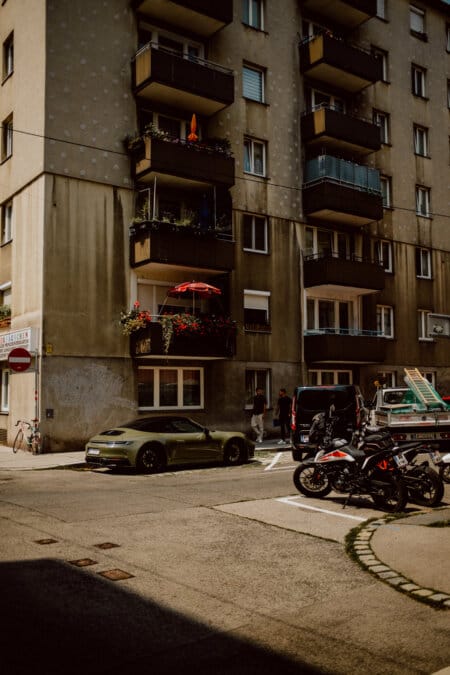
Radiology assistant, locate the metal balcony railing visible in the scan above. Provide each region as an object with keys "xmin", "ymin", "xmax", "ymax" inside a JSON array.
[{"xmin": 304, "ymin": 155, "xmax": 381, "ymax": 194}]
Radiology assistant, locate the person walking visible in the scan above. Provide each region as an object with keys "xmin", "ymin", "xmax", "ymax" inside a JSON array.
[
  {"xmin": 251, "ymin": 387, "xmax": 267, "ymax": 443},
  {"xmin": 275, "ymin": 388, "xmax": 292, "ymax": 445}
]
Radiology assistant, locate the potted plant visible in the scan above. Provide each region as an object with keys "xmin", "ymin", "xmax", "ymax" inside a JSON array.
[{"xmin": 120, "ymin": 301, "xmax": 152, "ymax": 335}]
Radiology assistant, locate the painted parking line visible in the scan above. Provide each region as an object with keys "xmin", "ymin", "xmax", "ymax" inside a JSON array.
[
  {"xmin": 264, "ymin": 452, "xmax": 283, "ymax": 471},
  {"xmin": 276, "ymin": 495, "xmax": 366, "ymax": 522}
]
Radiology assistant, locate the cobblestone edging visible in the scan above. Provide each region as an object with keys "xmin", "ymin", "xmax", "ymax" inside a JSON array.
[{"xmin": 348, "ymin": 517, "xmax": 450, "ymax": 609}]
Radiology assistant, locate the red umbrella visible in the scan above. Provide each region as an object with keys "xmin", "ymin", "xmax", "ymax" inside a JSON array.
[
  {"xmin": 168, "ymin": 281, "xmax": 221, "ymax": 298},
  {"xmin": 187, "ymin": 113, "xmax": 198, "ymax": 142}
]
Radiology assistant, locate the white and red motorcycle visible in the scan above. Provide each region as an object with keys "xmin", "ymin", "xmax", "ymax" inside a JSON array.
[{"xmin": 293, "ymin": 423, "xmax": 409, "ymax": 512}]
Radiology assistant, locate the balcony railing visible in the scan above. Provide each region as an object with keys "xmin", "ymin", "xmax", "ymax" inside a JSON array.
[
  {"xmin": 303, "ymin": 254, "xmax": 385, "ymax": 292},
  {"xmin": 301, "ymin": 106, "xmax": 381, "ymax": 156},
  {"xmin": 130, "ymin": 318, "xmax": 236, "ymax": 358},
  {"xmin": 304, "ymin": 155, "xmax": 381, "ymax": 193},
  {"xmin": 133, "ymin": 43, "xmax": 234, "ymax": 115},
  {"xmin": 304, "ymin": 330, "xmax": 387, "ymax": 364}
]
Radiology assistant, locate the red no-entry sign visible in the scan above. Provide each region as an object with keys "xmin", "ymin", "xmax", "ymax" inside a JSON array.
[{"xmin": 8, "ymin": 347, "xmax": 32, "ymax": 372}]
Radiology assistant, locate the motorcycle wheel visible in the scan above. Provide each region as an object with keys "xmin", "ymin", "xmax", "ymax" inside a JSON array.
[
  {"xmin": 408, "ymin": 466, "xmax": 444, "ymax": 507},
  {"xmin": 293, "ymin": 463, "xmax": 332, "ymax": 498},
  {"xmin": 371, "ymin": 474, "xmax": 408, "ymax": 513},
  {"xmin": 439, "ymin": 464, "xmax": 450, "ymax": 484}
]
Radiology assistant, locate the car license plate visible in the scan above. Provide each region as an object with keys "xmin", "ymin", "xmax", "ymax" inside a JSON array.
[
  {"xmin": 394, "ymin": 453, "xmax": 408, "ymax": 468},
  {"xmin": 87, "ymin": 448, "xmax": 100, "ymax": 456},
  {"xmin": 412, "ymin": 432, "xmax": 434, "ymax": 440},
  {"xmin": 301, "ymin": 434, "xmax": 309, "ymax": 443}
]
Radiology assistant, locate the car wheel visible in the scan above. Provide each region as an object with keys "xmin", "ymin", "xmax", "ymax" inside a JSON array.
[
  {"xmin": 223, "ymin": 439, "xmax": 246, "ymax": 466},
  {"xmin": 135, "ymin": 443, "xmax": 166, "ymax": 474}
]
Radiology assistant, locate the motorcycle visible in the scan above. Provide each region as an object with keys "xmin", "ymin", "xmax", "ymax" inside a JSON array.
[
  {"xmin": 293, "ymin": 421, "xmax": 409, "ymax": 513},
  {"xmin": 303, "ymin": 408, "xmax": 445, "ymax": 508}
]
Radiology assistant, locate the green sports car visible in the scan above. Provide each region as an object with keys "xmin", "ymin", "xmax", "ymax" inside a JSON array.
[{"xmin": 85, "ymin": 415, "xmax": 255, "ymax": 473}]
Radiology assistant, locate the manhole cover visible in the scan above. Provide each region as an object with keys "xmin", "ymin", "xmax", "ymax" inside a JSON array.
[
  {"xmin": 94, "ymin": 542, "xmax": 120, "ymax": 550},
  {"xmin": 98, "ymin": 569, "xmax": 134, "ymax": 581},
  {"xmin": 35, "ymin": 538, "xmax": 58, "ymax": 545},
  {"xmin": 68, "ymin": 558, "xmax": 98, "ymax": 567}
]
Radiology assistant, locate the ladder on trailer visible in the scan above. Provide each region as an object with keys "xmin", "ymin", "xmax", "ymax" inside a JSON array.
[{"xmin": 404, "ymin": 368, "xmax": 446, "ymax": 410}]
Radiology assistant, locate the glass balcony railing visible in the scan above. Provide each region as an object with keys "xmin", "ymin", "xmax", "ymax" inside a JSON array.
[{"xmin": 304, "ymin": 155, "xmax": 381, "ymax": 194}]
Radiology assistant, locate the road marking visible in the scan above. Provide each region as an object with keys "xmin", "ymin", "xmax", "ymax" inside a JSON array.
[
  {"xmin": 277, "ymin": 496, "xmax": 366, "ymax": 521},
  {"xmin": 265, "ymin": 452, "xmax": 283, "ymax": 471}
]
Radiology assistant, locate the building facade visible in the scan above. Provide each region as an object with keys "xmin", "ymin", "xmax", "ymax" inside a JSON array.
[{"xmin": 0, "ymin": 0, "xmax": 449, "ymax": 450}]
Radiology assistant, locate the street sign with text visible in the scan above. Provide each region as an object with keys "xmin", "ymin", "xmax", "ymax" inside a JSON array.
[{"xmin": 8, "ymin": 347, "xmax": 32, "ymax": 372}]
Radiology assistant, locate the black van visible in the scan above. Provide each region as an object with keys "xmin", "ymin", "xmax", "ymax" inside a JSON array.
[{"xmin": 291, "ymin": 385, "xmax": 365, "ymax": 461}]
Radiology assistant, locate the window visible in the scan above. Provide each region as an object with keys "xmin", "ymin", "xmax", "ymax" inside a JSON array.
[
  {"xmin": 371, "ymin": 46, "xmax": 388, "ymax": 82},
  {"xmin": 377, "ymin": 305, "xmax": 394, "ymax": 338},
  {"xmin": 373, "ymin": 110, "xmax": 389, "ymax": 144},
  {"xmin": 416, "ymin": 247, "xmax": 431, "ymax": 278},
  {"xmin": 243, "ymin": 65, "xmax": 265, "ymax": 103},
  {"xmin": 137, "ymin": 367, "xmax": 203, "ymax": 409},
  {"xmin": 448, "ymin": 80, "xmax": 450, "ymax": 109},
  {"xmin": 411, "ymin": 65, "xmax": 426, "ymax": 97},
  {"xmin": 1, "ymin": 114, "xmax": 13, "ymax": 161},
  {"xmin": 418, "ymin": 310, "xmax": 432, "ymax": 341},
  {"xmin": 302, "ymin": 20, "xmax": 322, "ymax": 40},
  {"xmin": 1, "ymin": 368, "xmax": 9, "ymax": 413},
  {"xmin": 243, "ymin": 214, "xmax": 268, "ymax": 253},
  {"xmin": 244, "ymin": 137, "xmax": 266, "ymax": 176},
  {"xmin": 244, "ymin": 290, "xmax": 270, "ymax": 330},
  {"xmin": 2, "ymin": 32, "xmax": 13, "ymax": 80},
  {"xmin": 306, "ymin": 87, "xmax": 345, "ymax": 112},
  {"xmin": 243, "ymin": 0, "xmax": 263, "ymax": 30},
  {"xmin": 376, "ymin": 0, "xmax": 386, "ymax": 19},
  {"xmin": 304, "ymin": 226, "xmax": 353, "ymax": 259},
  {"xmin": 413, "ymin": 125, "xmax": 428, "ymax": 157},
  {"xmin": 306, "ymin": 297, "xmax": 354, "ymax": 334},
  {"xmin": 245, "ymin": 369, "xmax": 270, "ymax": 408},
  {"xmin": 309, "ymin": 370, "xmax": 352, "ymax": 385},
  {"xmin": 374, "ymin": 240, "xmax": 393, "ymax": 273},
  {"xmin": 1, "ymin": 201, "xmax": 12, "ymax": 244},
  {"xmin": 376, "ymin": 371, "xmax": 396, "ymax": 388},
  {"xmin": 415, "ymin": 185, "xmax": 430, "ymax": 217},
  {"xmin": 410, "ymin": 5, "xmax": 426, "ymax": 38},
  {"xmin": 0, "ymin": 282, "xmax": 11, "ymax": 310},
  {"xmin": 447, "ymin": 24, "xmax": 450, "ymax": 52},
  {"xmin": 380, "ymin": 175, "xmax": 392, "ymax": 208}
]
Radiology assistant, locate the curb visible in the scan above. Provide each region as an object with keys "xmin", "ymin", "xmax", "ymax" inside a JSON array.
[{"xmin": 347, "ymin": 513, "xmax": 450, "ymax": 609}]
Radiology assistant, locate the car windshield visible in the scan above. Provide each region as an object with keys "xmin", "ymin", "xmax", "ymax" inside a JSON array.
[{"xmin": 297, "ymin": 389, "xmax": 353, "ymax": 412}]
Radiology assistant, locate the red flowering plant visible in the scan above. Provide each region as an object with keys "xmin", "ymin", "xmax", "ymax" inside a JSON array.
[
  {"xmin": 120, "ymin": 301, "xmax": 152, "ymax": 335},
  {"xmin": 159, "ymin": 313, "xmax": 236, "ymax": 353}
]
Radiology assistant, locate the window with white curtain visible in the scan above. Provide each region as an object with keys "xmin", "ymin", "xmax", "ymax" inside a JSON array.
[
  {"xmin": 244, "ymin": 137, "xmax": 266, "ymax": 176},
  {"xmin": 418, "ymin": 310, "xmax": 432, "ymax": 341},
  {"xmin": 413, "ymin": 125, "xmax": 428, "ymax": 156},
  {"xmin": 415, "ymin": 248, "xmax": 431, "ymax": 278},
  {"xmin": 1, "ymin": 201, "xmax": 12, "ymax": 244},
  {"xmin": 244, "ymin": 290, "xmax": 270, "ymax": 329},
  {"xmin": 1, "ymin": 368, "xmax": 9, "ymax": 413},
  {"xmin": 243, "ymin": 0, "xmax": 264, "ymax": 30},
  {"xmin": 410, "ymin": 5, "xmax": 425, "ymax": 35},
  {"xmin": 415, "ymin": 186, "xmax": 430, "ymax": 217},
  {"xmin": 377, "ymin": 305, "xmax": 394, "ymax": 338}
]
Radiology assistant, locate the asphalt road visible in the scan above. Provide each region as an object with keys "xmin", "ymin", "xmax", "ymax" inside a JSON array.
[{"xmin": 0, "ymin": 454, "xmax": 449, "ymax": 675}]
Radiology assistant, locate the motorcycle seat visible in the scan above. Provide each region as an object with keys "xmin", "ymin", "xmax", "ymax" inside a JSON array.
[{"xmin": 343, "ymin": 445, "xmax": 366, "ymax": 460}]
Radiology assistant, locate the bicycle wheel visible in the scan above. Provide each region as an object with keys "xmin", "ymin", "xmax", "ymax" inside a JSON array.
[
  {"xmin": 31, "ymin": 432, "xmax": 42, "ymax": 455},
  {"xmin": 13, "ymin": 428, "xmax": 26, "ymax": 454}
]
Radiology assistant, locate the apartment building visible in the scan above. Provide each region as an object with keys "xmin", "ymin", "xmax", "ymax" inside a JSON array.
[{"xmin": 0, "ymin": 0, "xmax": 449, "ymax": 450}]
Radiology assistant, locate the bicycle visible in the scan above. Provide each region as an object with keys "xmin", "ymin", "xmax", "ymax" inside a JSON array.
[{"xmin": 13, "ymin": 419, "xmax": 42, "ymax": 455}]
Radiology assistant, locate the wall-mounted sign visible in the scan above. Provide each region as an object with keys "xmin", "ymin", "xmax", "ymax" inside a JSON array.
[
  {"xmin": 8, "ymin": 347, "xmax": 32, "ymax": 372},
  {"xmin": 0, "ymin": 328, "xmax": 38, "ymax": 361}
]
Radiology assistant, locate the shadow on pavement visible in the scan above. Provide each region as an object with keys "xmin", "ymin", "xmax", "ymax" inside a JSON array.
[{"xmin": 0, "ymin": 558, "xmax": 322, "ymax": 675}]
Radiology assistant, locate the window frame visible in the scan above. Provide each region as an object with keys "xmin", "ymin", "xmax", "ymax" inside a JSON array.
[
  {"xmin": 2, "ymin": 31, "xmax": 13, "ymax": 81},
  {"xmin": 411, "ymin": 64, "xmax": 426, "ymax": 98},
  {"xmin": 245, "ymin": 368, "xmax": 270, "ymax": 409},
  {"xmin": 410, "ymin": 5, "xmax": 426, "ymax": 39},
  {"xmin": 308, "ymin": 370, "xmax": 353, "ymax": 386},
  {"xmin": 374, "ymin": 239, "xmax": 393, "ymax": 273},
  {"xmin": 1, "ymin": 200, "xmax": 12, "ymax": 244},
  {"xmin": 371, "ymin": 46, "xmax": 388, "ymax": 82},
  {"xmin": 243, "ymin": 137, "xmax": 266, "ymax": 177},
  {"xmin": 0, "ymin": 367, "xmax": 9, "ymax": 413},
  {"xmin": 377, "ymin": 304, "xmax": 394, "ymax": 338},
  {"xmin": 244, "ymin": 289, "xmax": 270, "ymax": 331},
  {"xmin": 137, "ymin": 366, "xmax": 204, "ymax": 411},
  {"xmin": 415, "ymin": 185, "xmax": 431, "ymax": 217},
  {"xmin": 415, "ymin": 247, "xmax": 432, "ymax": 279},
  {"xmin": 242, "ymin": 64, "xmax": 265, "ymax": 103},
  {"xmin": 305, "ymin": 296, "xmax": 357, "ymax": 334},
  {"xmin": 1, "ymin": 114, "xmax": 13, "ymax": 161},
  {"xmin": 380, "ymin": 175, "xmax": 392, "ymax": 208},
  {"xmin": 413, "ymin": 124, "xmax": 428, "ymax": 157},
  {"xmin": 242, "ymin": 213, "xmax": 268, "ymax": 253},
  {"xmin": 242, "ymin": 0, "xmax": 264, "ymax": 31},
  {"xmin": 373, "ymin": 109, "xmax": 390, "ymax": 144},
  {"xmin": 376, "ymin": 0, "xmax": 386, "ymax": 20},
  {"xmin": 418, "ymin": 309, "xmax": 433, "ymax": 342}
]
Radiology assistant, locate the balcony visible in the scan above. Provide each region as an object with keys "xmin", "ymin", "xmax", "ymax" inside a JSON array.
[
  {"xmin": 300, "ymin": 0, "xmax": 377, "ymax": 30},
  {"xmin": 304, "ymin": 255, "xmax": 385, "ymax": 293},
  {"xmin": 301, "ymin": 106, "xmax": 381, "ymax": 156},
  {"xmin": 130, "ymin": 220, "xmax": 235, "ymax": 273},
  {"xmin": 132, "ymin": 135, "xmax": 235, "ymax": 188},
  {"xmin": 304, "ymin": 330, "xmax": 387, "ymax": 364},
  {"xmin": 130, "ymin": 319, "xmax": 236, "ymax": 359},
  {"xmin": 299, "ymin": 33, "xmax": 382, "ymax": 93},
  {"xmin": 131, "ymin": 0, "xmax": 233, "ymax": 37},
  {"xmin": 303, "ymin": 155, "xmax": 383, "ymax": 225},
  {"xmin": 133, "ymin": 43, "xmax": 234, "ymax": 116}
]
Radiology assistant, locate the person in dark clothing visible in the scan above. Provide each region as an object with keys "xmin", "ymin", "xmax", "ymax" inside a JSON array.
[
  {"xmin": 251, "ymin": 387, "xmax": 267, "ymax": 443},
  {"xmin": 275, "ymin": 388, "xmax": 292, "ymax": 444}
]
